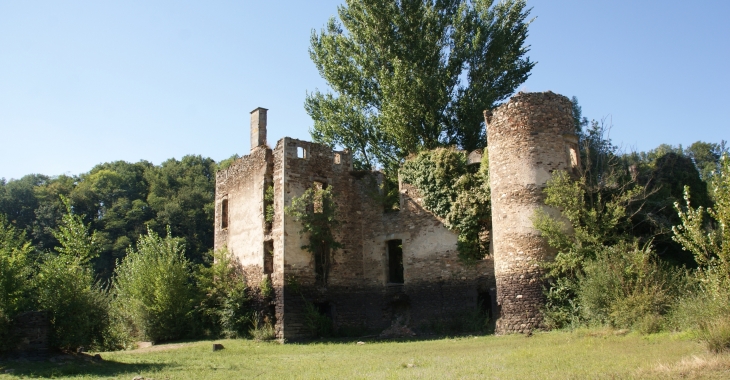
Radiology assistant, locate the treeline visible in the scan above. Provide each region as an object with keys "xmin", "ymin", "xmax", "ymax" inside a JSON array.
[{"xmin": 0, "ymin": 154, "xmax": 237, "ymax": 282}]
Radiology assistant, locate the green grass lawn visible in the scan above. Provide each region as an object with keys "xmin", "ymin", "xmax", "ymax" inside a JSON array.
[{"xmin": 2, "ymin": 330, "xmax": 730, "ymax": 379}]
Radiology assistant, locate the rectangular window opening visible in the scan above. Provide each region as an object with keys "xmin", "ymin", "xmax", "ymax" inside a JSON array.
[
  {"xmin": 221, "ymin": 199, "xmax": 229, "ymax": 229},
  {"xmin": 334, "ymin": 153, "xmax": 341, "ymax": 165},
  {"xmin": 297, "ymin": 146, "xmax": 306, "ymax": 159},
  {"xmin": 569, "ymin": 146, "xmax": 579, "ymax": 168},
  {"xmin": 387, "ymin": 239, "xmax": 404, "ymax": 284},
  {"xmin": 263, "ymin": 240, "xmax": 274, "ymax": 274}
]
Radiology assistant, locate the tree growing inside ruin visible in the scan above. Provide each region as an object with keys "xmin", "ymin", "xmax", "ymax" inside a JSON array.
[
  {"xmin": 306, "ymin": 0, "xmax": 535, "ymax": 173},
  {"xmin": 285, "ymin": 186, "xmax": 342, "ymax": 286}
]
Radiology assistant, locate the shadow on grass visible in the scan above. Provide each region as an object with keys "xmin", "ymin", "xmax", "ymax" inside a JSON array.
[
  {"xmin": 0, "ymin": 356, "xmax": 170, "ymax": 378},
  {"xmin": 285, "ymin": 315, "xmax": 498, "ymax": 346},
  {"xmin": 286, "ymin": 329, "xmax": 497, "ymax": 346}
]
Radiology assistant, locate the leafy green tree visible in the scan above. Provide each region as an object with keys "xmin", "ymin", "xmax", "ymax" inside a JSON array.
[
  {"xmin": 673, "ymin": 154, "xmax": 730, "ymax": 277},
  {"xmin": 196, "ymin": 248, "xmax": 252, "ymax": 338},
  {"xmin": 0, "ymin": 174, "xmax": 49, "ymax": 234},
  {"xmin": 113, "ymin": 227, "xmax": 196, "ymax": 342},
  {"xmin": 285, "ymin": 186, "xmax": 342, "ymax": 285},
  {"xmin": 33, "ymin": 201, "xmax": 109, "ymax": 350},
  {"xmin": 69, "ymin": 161, "xmax": 154, "ymax": 280},
  {"xmin": 621, "ymin": 143, "xmax": 714, "ymax": 267},
  {"xmin": 34, "ymin": 254, "xmax": 109, "ymax": 350},
  {"xmin": 571, "ymin": 96, "xmax": 589, "ymax": 136},
  {"xmin": 53, "ymin": 196, "xmax": 100, "ymax": 265},
  {"xmin": 306, "ymin": 0, "xmax": 534, "ymax": 172},
  {"xmin": 145, "ymin": 155, "xmax": 216, "ymax": 265},
  {"xmin": 216, "ymin": 154, "xmax": 241, "ymax": 171},
  {"xmin": 0, "ymin": 215, "xmax": 35, "ymax": 351},
  {"xmin": 686, "ymin": 140, "xmax": 728, "ymax": 184},
  {"xmin": 671, "ymin": 154, "xmax": 730, "ymax": 349},
  {"xmin": 31, "ymin": 174, "xmax": 75, "ymax": 251}
]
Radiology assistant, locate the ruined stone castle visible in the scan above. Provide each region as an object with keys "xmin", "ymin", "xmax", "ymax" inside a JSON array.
[{"xmin": 214, "ymin": 91, "xmax": 577, "ymax": 339}]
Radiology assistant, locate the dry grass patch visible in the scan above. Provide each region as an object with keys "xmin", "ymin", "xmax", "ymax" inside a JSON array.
[{"xmin": 636, "ymin": 353, "xmax": 730, "ymax": 379}]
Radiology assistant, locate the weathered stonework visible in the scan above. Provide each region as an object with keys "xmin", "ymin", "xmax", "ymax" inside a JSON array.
[
  {"xmin": 485, "ymin": 91, "xmax": 577, "ymax": 334},
  {"xmin": 216, "ymin": 110, "xmax": 494, "ymax": 340},
  {"xmin": 12, "ymin": 311, "xmax": 50, "ymax": 354},
  {"xmin": 217, "ymin": 91, "xmax": 574, "ymax": 339}
]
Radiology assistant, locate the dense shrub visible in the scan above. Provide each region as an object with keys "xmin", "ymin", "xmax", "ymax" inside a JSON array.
[
  {"xmin": 578, "ymin": 241, "xmax": 685, "ymax": 332},
  {"xmin": 196, "ymin": 248, "xmax": 252, "ymax": 339},
  {"xmin": 34, "ymin": 254, "xmax": 110, "ymax": 350},
  {"xmin": 533, "ymin": 170, "xmax": 646, "ymax": 329},
  {"xmin": 113, "ymin": 228, "xmax": 195, "ymax": 342},
  {"xmin": 30, "ymin": 199, "xmax": 110, "ymax": 351},
  {"xmin": 670, "ymin": 154, "xmax": 730, "ymax": 349},
  {"xmin": 0, "ymin": 215, "xmax": 34, "ymax": 352}
]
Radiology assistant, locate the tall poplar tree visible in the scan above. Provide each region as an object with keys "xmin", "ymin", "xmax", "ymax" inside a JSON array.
[{"xmin": 306, "ymin": 0, "xmax": 535, "ymax": 172}]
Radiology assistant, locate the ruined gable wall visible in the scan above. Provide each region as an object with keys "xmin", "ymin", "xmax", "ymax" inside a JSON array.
[
  {"xmin": 364, "ymin": 181, "xmax": 495, "ymax": 329},
  {"xmin": 274, "ymin": 138, "xmax": 363, "ymax": 339},
  {"xmin": 273, "ymin": 138, "xmax": 495, "ymax": 339},
  {"xmin": 214, "ymin": 146, "xmax": 273, "ymax": 288},
  {"xmin": 486, "ymin": 91, "xmax": 575, "ymax": 334}
]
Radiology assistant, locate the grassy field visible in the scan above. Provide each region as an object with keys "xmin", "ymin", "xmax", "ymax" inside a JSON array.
[{"xmin": 2, "ymin": 330, "xmax": 730, "ymax": 379}]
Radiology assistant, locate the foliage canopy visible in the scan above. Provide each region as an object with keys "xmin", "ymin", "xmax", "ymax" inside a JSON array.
[{"xmin": 306, "ymin": 0, "xmax": 534, "ymax": 172}]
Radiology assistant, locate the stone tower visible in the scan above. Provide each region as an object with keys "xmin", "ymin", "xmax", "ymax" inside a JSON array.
[{"xmin": 485, "ymin": 91, "xmax": 577, "ymax": 334}]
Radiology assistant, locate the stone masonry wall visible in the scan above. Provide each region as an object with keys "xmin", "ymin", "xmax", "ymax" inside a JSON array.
[
  {"xmin": 273, "ymin": 138, "xmax": 494, "ymax": 340},
  {"xmin": 12, "ymin": 311, "xmax": 50, "ymax": 354},
  {"xmin": 214, "ymin": 146, "xmax": 273, "ymax": 289},
  {"xmin": 486, "ymin": 91, "xmax": 575, "ymax": 334}
]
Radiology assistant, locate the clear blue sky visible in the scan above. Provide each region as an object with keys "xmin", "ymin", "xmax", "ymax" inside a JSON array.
[{"xmin": 1, "ymin": 0, "xmax": 728, "ymax": 180}]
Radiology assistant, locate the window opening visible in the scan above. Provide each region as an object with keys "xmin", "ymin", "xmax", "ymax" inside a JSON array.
[
  {"xmin": 387, "ymin": 239, "xmax": 404, "ymax": 284},
  {"xmin": 569, "ymin": 146, "xmax": 579, "ymax": 168},
  {"xmin": 221, "ymin": 199, "xmax": 229, "ymax": 229},
  {"xmin": 334, "ymin": 153, "xmax": 341, "ymax": 164},
  {"xmin": 263, "ymin": 240, "xmax": 274, "ymax": 274},
  {"xmin": 297, "ymin": 146, "xmax": 306, "ymax": 159},
  {"xmin": 478, "ymin": 291, "xmax": 493, "ymax": 322}
]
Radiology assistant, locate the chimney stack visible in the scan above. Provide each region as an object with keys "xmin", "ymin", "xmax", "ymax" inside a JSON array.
[{"xmin": 250, "ymin": 107, "xmax": 268, "ymax": 151}]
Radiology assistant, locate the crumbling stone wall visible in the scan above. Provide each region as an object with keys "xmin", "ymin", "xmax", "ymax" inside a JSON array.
[
  {"xmin": 272, "ymin": 138, "xmax": 493, "ymax": 340},
  {"xmin": 485, "ymin": 91, "xmax": 576, "ymax": 334},
  {"xmin": 12, "ymin": 311, "xmax": 50, "ymax": 354},
  {"xmin": 214, "ymin": 145, "xmax": 273, "ymax": 289},
  {"xmin": 216, "ymin": 109, "xmax": 501, "ymax": 341}
]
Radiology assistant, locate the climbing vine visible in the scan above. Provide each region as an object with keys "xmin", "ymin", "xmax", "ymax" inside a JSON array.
[
  {"xmin": 400, "ymin": 147, "xmax": 491, "ymax": 262},
  {"xmin": 264, "ymin": 184, "xmax": 274, "ymax": 225},
  {"xmin": 284, "ymin": 186, "xmax": 342, "ymax": 285}
]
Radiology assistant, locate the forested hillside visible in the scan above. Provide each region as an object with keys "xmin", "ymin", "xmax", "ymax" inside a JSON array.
[{"xmin": 0, "ymin": 154, "xmax": 237, "ymax": 282}]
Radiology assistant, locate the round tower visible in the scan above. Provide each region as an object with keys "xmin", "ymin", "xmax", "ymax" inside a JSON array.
[{"xmin": 485, "ymin": 91, "xmax": 577, "ymax": 334}]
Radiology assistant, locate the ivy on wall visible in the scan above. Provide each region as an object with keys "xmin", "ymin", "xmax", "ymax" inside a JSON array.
[
  {"xmin": 284, "ymin": 186, "xmax": 342, "ymax": 285},
  {"xmin": 264, "ymin": 184, "xmax": 274, "ymax": 225},
  {"xmin": 400, "ymin": 148, "xmax": 491, "ymax": 262}
]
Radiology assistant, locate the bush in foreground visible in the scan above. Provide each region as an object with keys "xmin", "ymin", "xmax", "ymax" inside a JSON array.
[
  {"xmin": 113, "ymin": 228, "xmax": 195, "ymax": 343},
  {"xmin": 34, "ymin": 254, "xmax": 110, "ymax": 350},
  {"xmin": 196, "ymin": 248, "xmax": 253, "ymax": 339},
  {"xmin": 0, "ymin": 215, "xmax": 34, "ymax": 352}
]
